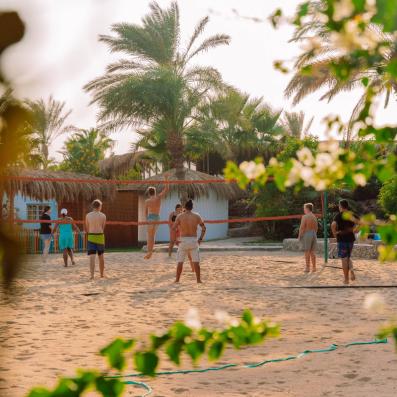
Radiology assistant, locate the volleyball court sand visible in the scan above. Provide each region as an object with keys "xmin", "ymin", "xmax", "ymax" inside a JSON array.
[{"xmin": 1, "ymin": 251, "xmax": 397, "ymax": 397}]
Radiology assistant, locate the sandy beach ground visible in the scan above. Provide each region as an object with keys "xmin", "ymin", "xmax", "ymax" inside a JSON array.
[{"xmin": 1, "ymin": 250, "xmax": 397, "ymax": 397}]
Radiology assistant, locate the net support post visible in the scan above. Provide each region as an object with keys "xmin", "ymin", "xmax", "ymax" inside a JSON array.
[{"xmin": 323, "ymin": 191, "xmax": 329, "ymax": 264}]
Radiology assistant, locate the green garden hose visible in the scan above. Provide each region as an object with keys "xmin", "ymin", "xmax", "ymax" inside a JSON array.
[{"xmin": 117, "ymin": 338, "xmax": 388, "ymax": 397}]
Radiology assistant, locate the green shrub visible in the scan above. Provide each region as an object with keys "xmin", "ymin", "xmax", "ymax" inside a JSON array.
[{"xmin": 379, "ymin": 178, "xmax": 397, "ymax": 215}]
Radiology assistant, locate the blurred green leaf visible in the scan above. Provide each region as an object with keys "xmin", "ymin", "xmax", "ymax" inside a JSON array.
[
  {"xmin": 208, "ymin": 340, "xmax": 225, "ymax": 361},
  {"xmin": 95, "ymin": 376, "xmax": 125, "ymax": 397},
  {"xmin": 242, "ymin": 309, "xmax": 254, "ymax": 325},
  {"xmin": 372, "ymin": 0, "xmax": 397, "ymax": 31},
  {"xmin": 100, "ymin": 338, "xmax": 134, "ymax": 371},
  {"xmin": 165, "ymin": 340, "xmax": 184, "ymax": 365},
  {"xmin": 134, "ymin": 351, "xmax": 159, "ymax": 376},
  {"xmin": 185, "ymin": 340, "xmax": 206, "ymax": 362},
  {"xmin": 151, "ymin": 333, "xmax": 171, "ymax": 350},
  {"xmin": 171, "ymin": 322, "xmax": 192, "ymax": 340}
]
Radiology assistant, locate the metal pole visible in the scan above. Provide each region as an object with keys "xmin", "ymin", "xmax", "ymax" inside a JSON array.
[{"xmin": 323, "ymin": 190, "xmax": 329, "ymax": 264}]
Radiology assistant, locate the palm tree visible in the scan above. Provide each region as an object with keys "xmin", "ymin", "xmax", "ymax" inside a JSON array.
[
  {"xmin": 25, "ymin": 96, "xmax": 73, "ymax": 168},
  {"xmin": 281, "ymin": 111, "xmax": 314, "ymax": 139},
  {"xmin": 59, "ymin": 128, "xmax": 114, "ymax": 176},
  {"xmin": 285, "ymin": 1, "xmax": 397, "ymax": 142},
  {"xmin": 84, "ymin": 1, "xmax": 230, "ymax": 177},
  {"xmin": 186, "ymin": 89, "xmax": 283, "ymax": 165}
]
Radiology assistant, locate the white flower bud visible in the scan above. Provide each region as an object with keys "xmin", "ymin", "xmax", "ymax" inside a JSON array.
[
  {"xmin": 297, "ymin": 147, "xmax": 315, "ymax": 166},
  {"xmin": 363, "ymin": 293, "xmax": 385, "ymax": 313},
  {"xmin": 353, "ymin": 173, "xmax": 367, "ymax": 186},
  {"xmin": 333, "ymin": 0, "xmax": 354, "ymax": 21},
  {"xmin": 239, "ymin": 161, "xmax": 265, "ymax": 179},
  {"xmin": 185, "ymin": 307, "xmax": 202, "ymax": 329},
  {"xmin": 214, "ymin": 310, "xmax": 231, "ymax": 325}
]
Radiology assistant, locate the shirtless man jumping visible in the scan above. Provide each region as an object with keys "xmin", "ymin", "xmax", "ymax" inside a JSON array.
[
  {"xmin": 144, "ymin": 180, "xmax": 169, "ymax": 259},
  {"xmin": 173, "ymin": 199, "xmax": 206, "ymax": 283}
]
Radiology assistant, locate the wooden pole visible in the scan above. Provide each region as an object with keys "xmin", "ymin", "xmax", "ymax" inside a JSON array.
[
  {"xmin": 8, "ymin": 189, "xmax": 15, "ymax": 226},
  {"xmin": 322, "ymin": 191, "xmax": 329, "ymax": 264}
]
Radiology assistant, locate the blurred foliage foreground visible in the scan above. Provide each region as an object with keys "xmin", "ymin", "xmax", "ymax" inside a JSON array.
[
  {"xmin": 27, "ymin": 310, "xmax": 279, "ymax": 397},
  {"xmin": 0, "ymin": 11, "xmax": 29, "ymax": 285},
  {"xmin": 2, "ymin": 2, "xmax": 397, "ymax": 396}
]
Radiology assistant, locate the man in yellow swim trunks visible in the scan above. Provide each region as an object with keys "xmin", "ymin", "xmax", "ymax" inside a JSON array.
[{"xmin": 85, "ymin": 199, "xmax": 106, "ymax": 280}]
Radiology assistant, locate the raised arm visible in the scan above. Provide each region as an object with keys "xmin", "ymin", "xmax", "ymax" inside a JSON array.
[
  {"xmin": 52, "ymin": 220, "xmax": 59, "ymax": 235},
  {"xmin": 158, "ymin": 184, "xmax": 169, "ymax": 198},
  {"xmin": 71, "ymin": 217, "xmax": 80, "ymax": 233},
  {"xmin": 158, "ymin": 176, "xmax": 170, "ymax": 198},
  {"xmin": 198, "ymin": 216, "xmax": 206, "ymax": 244}
]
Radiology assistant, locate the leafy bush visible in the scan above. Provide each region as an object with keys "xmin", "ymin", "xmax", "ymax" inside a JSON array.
[
  {"xmin": 379, "ymin": 178, "xmax": 397, "ymax": 215},
  {"xmin": 254, "ymin": 182, "xmax": 321, "ymax": 240}
]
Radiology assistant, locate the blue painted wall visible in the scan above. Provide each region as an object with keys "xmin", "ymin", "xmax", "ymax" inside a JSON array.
[{"xmin": 3, "ymin": 194, "xmax": 58, "ymax": 229}]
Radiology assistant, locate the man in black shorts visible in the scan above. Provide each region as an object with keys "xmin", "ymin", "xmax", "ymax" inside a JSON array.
[
  {"xmin": 331, "ymin": 199, "xmax": 358, "ymax": 285},
  {"xmin": 85, "ymin": 200, "xmax": 106, "ymax": 280}
]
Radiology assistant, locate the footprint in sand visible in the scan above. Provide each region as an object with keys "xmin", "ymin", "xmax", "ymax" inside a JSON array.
[{"xmin": 343, "ymin": 373, "xmax": 358, "ymax": 379}]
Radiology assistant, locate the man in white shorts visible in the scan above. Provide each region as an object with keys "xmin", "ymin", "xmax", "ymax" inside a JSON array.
[{"xmin": 172, "ymin": 199, "xmax": 206, "ymax": 283}]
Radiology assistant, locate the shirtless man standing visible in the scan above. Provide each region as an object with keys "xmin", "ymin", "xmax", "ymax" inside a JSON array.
[
  {"xmin": 144, "ymin": 181, "xmax": 169, "ymax": 259},
  {"xmin": 173, "ymin": 199, "xmax": 206, "ymax": 283},
  {"xmin": 85, "ymin": 199, "xmax": 106, "ymax": 280},
  {"xmin": 298, "ymin": 203, "xmax": 318, "ymax": 273}
]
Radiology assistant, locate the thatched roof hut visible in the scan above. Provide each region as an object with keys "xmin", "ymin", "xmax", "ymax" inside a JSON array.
[
  {"xmin": 4, "ymin": 169, "xmax": 115, "ymax": 202},
  {"xmin": 120, "ymin": 168, "xmax": 244, "ymax": 200},
  {"xmin": 99, "ymin": 151, "xmax": 152, "ymax": 178}
]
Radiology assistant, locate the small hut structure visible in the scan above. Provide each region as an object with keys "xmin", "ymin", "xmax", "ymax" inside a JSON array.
[
  {"xmin": 1, "ymin": 169, "xmax": 140, "ymax": 251},
  {"xmin": 119, "ymin": 168, "xmax": 243, "ymax": 243},
  {"xmin": 3, "ymin": 169, "xmax": 114, "ymax": 222}
]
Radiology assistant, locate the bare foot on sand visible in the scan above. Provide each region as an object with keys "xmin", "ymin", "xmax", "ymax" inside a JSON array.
[
  {"xmin": 350, "ymin": 270, "xmax": 356, "ymax": 281},
  {"xmin": 144, "ymin": 253, "xmax": 153, "ymax": 260}
]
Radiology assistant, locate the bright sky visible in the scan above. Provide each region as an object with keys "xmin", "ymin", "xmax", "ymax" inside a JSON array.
[{"xmin": 1, "ymin": 0, "xmax": 395, "ymax": 161}]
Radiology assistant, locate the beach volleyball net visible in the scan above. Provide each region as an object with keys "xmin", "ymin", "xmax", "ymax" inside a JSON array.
[{"xmin": 1, "ymin": 174, "xmax": 326, "ymax": 254}]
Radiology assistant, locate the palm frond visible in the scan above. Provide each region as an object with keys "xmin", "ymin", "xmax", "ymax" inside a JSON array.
[
  {"xmin": 186, "ymin": 34, "xmax": 230, "ymax": 62},
  {"xmin": 105, "ymin": 59, "xmax": 148, "ymax": 73},
  {"xmin": 285, "ymin": 58, "xmax": 339, "ymax": 105},
  {"xmin": 182, "ymin": 16, "xmax": 209, "ymax": 61}
]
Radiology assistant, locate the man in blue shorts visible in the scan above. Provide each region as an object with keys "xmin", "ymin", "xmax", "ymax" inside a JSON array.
[
  {"xmin": 144, "ymin": 180, "xmax": 169, "ymax": 259},
  {"xmin": 331, "ymin": 199, "xmax": 358, "ymax": 285}
]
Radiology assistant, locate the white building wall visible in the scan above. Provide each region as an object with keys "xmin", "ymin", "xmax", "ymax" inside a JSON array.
[{"xmin": 138, "ymin": 190, "xmax": 228, "ymax": 242}]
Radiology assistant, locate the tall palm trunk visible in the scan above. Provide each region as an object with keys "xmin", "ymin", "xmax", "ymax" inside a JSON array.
[
  {"xmin": 166, "ymin": 131, "xmax": 185, "ymax": 175},
  {"xmin": 166, "ymin": 131, "xmax": 188, "ymax": 202},
  {"xmin": 41, "ymin": 142, "xmax": 49, "ymax": 169}
]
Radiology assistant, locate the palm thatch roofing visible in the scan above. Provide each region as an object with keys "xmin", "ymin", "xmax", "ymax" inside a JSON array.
[
  {"xmin": 99, "ymin": 151, "xmax": 150, "ymax": 178},
  {"xmin": 119, "ymin": 168, "xmax": 244, "ymax": 200},
  {"xmin": 4, "ymin": 169, "xmax": 115, "ymax": 202}
]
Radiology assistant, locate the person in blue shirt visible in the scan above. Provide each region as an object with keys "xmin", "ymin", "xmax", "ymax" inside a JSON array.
[{"xmin": 52, "ymin": 208, "xmax": 80, "ymax": 267}]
